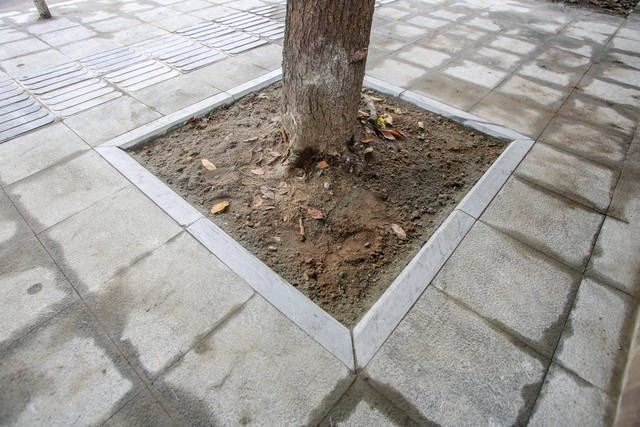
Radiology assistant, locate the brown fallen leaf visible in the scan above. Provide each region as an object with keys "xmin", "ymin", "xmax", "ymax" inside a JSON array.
[
  {"xmin": 211, "ymin": 201, "xmax": 229, "ymax": 215},
  {"xmin": 252, "ymin": 194, "xmax": 263, "ymax": 207},
  {"xmin": 281, "ymin": 129, "xmax": 288, "ymax": 143},
  {"xmin": 299, "ymin": 218, "xmax": 305, "ymax": 237},
  {"xmin": 388, "ymin": 128, "xmax": 406, "ymax": 138},
  {"xmin": 361, "ymin": 135, "xmax": 376, "ymax": 143},
  {"xmin": 251, "ymin": 168, "xmax": 264, "ymax": 175},
  {"xmin": 391, "ymin": 223, "xmax": 407, "ymax": 240},
  {"xmin": 358, "ymin": 109, "xmax": 370, "ymax": 118},
  {"xmin": 201, "ymin": 159, "xmax": 216, "ymax": 170},
  {"xmin": 186, "ymin": 117, "xmax": 197, "ymax": 124},
  {"xmin": 379, "ymin": 129, "xmax": 396, "ymax": 140},
  {"xmin": 317, "ymin": 160, "xmax": 330, "ymax": 169}
]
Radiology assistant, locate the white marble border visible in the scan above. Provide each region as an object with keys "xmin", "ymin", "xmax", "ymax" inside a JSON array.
[{"xmin": 97, "ymin": 69, "xmax": 536, "ymax": 372}]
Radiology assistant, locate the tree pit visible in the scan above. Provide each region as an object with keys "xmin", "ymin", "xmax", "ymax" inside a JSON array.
[{"xmin": 131, "ymin": 84, "xmax": 509, "ymax": 327}]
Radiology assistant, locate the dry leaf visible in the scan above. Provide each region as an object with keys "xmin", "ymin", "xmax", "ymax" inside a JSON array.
[
  {"xmin": 418, "ymin": 121, "xmax": 424, "ymax": 129},
  {"xmin": 186, "ymin": 117, "xmax": 197, "ymax": 124},
  {"xmin": 379, "ymin": 129, "xmax": 396, "ymax": 140},
  {"xmin": 278, "ymin": 181, "xmax": 290, "ymax": 195},
  {"xmin": 244, "ymin": 136, "xmax": 259, "ymax": 143},
  {"xmin": 281, "ymin": 129, "xmax": 288, "ymax": 143},
  {"xmin": 388, "ymin": 129, "xmax": 406, "ymax": 138},
  {"xmin": 391, "ymin": 224, "xmax": 407, "ymax": 240},
  {"xmin": 251, "ymin": 168, "xmax": 264, "ymax": 175},
  {"xmin": 211, "ymin": 201, "xmax": 229, "ymax": 214},
  {"xmin": 361, "ymin": 135, "xmax": 376, "ymax": 143},
  {"xmin": 317, "ymin": 160, "xmax": 330, "ymax": 169},
  {"xmin": 260, "ymin": 186, "xmax": 275, "ymax": 199},
  {"xmin": 201, "ymin": 159, "xmax": 216, "ymax": 170},
  {"xmin": 252, "ymin": 194, "xmax": 263, "ymax": 207},
  {"xmin": 299, "ymin": 218, "xmax": 305, "ymax": 237},
  {"xmin": 383, "ymin": 114, "xmax": 393, "ymax": 125},
  {"xmin": 370, "ymin": 96, "xmax": 383, "ymax": 102},
  {"xmin": 358, "ymin": 109, "xmax": 370, "ymax": 118},
  {"xmin": 377, "ymin": 116, "xmax": 386, "ymax": 129},
  {"xmin": 364, "ymin": 147, "xmax": 374, "ymax": 154}
]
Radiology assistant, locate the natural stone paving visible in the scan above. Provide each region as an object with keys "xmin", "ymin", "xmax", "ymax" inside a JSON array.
[{"xmin": 1, "ymin": 0, "xmax": 639, "ymax": 425}]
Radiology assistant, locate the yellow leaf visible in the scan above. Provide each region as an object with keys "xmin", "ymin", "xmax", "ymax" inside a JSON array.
[
  {"xmin": 393, "ymin": 16, "xmax": 401, "ymax": 20},
  {"xmin": 370, "ymin": 96, "xmax": 383, "ymax": 102},
  {"xmin": 418, "ymin": 121, "xmax": 424, "ymax": 129},
  {"xmin": 211, "ymin": 201, "xmax": 229, "ymax": 214},
  {"xmin": 364, "ymin": 147, "xmax": 374, "ymax": 154},
  {"xmin": 317, "ymin": 160, "xmax": 330, "ymax": 169},
  {"xmin": 377, "ymin": 116, "xmax": 386, "ymax": 129},
  {"xmin": 201, "ymin": 159, "xmax": 216, "ymax": 170},
  {"xmin": 384, "ymin": 114, "xmax": 394, "ymax": 125}
]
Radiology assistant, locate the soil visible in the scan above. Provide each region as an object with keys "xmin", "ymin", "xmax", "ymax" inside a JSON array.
[
  {"xmin": 131, "ymin": 84, "xmax": 508, "ymax": 326},
  {"xmin": 549, "ymin": 0, "xmax": 639, "ymax": 16}
]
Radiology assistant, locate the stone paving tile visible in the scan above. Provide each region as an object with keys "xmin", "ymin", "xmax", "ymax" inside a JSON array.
[
  {"xmin": 609, "ymin": 161, "xmax": 640, "ymax": 226},
  {"xmin": 239, "ymin": 42, "xmax": 282, "ymax": 71},
  {"xmin": 63, "ymin": 96, "xmax": 162, "ymax": 146},
  {"xmin": 0, "ymin": 234, "xmax": 78, "ymax": 349},
  {"xmin": 608, "ymin": 51, "xmax": 640, "ymax": 70},
  {"xmin": 416, "ymin": 32, "xmax": 478, "ymax": 55},
  {"xmin": 130, "ymin": 74, "xmax": 220, "ymax": 115},
  {"xmin": 367, "ymin": 58, "xmax": 426, "ymax": 88},
  {"xmin": 517, "ymin": 61, "xmax": 581, "ymax": 87},
  {"xmin": 87, "ymin": 232, "xmax": 254, "ymax": 378},
  {"xmin": 554, "ymin": 94, "xmax": 637, "ymax": 137},
  {"xmin": 497, "ymin": 75, "xmax": 567, "ymax": 108},
  {"xmin": 587, "ymin": 216, "xmax": 640, "ymax": 297},
  {"xmin": 0, "ymin": 302, "xmax": 140, "ymax": 425},
  {"xmin": 190, "ymin": 56, "xmax": 270, "ymax": 91},
  {"xmin": 40, "ymin": 186, "xmax": 182, "ymax": 295},
  {"xmin": 152, "ymin": 13, "xmax": 205, "ymax": 32},
  {"xmin": 514, "ymin": 142, "xmax": 618, "ymax": 212},
  {"xmin": 611, "ymin": 36, "xmax": 640, "ymax": 54},
  {"xmin": 169, "ymin": 0, "xmax": 214, "ymax": 13},
  {"xmin": 580, "ymin": 78, "xmax": 640, "ymax": 107},
  {"xmin": 0, "ymin": 38, "xmax": 49, "ymax": 61},
  {"xmin": 37, "ymin": 25, "xmax": 97, "ymax": 47},
  {"xmin": 110, "ymin": 22, "xmax": 169, "ymax": 44},
  {"xmin": 0, "ymin": 189, "xmax": 31, "ymax": 245},
  {"xmin": 133, "ymin": 6, "xmax": 182, "ymax": 23},
  {"xmin": 617, "ymin": 27, "xmax": 640, "ymax": 42},
  {"xmin": 602, "ymin": 65, "xmax": 640, "ymax": 88},
  {"xmin": 408, "ymin": 73, "xmax": 490, "ymax": 111},
  {"xmin": 102, "ymin": 389, "xmax": 174, "ymax": 427},
  {"xmin": 561, "ymin": 26, "xmax": 611, "ymax": 45},
  {"xmin": 375, "ymin": 6, "xmax": 412, "ymax": 20},
  {"xmin": 89, "ymin": 17, "xmax": 142, "ymax": 33},
  {"xmin": 536, "ymin": 46, "xmax": 592, "ymax": 68},
  {"xmin": 193, "ymin": 5, "xmax": 239, "ymax": 21},
  {"xmin": 481, "ymin": 177, "xmax": 603, "ymax": 269},
  {"xmin": 432, "ymin": 221, "xmax": 580, "ymax": 357},
  {"xmin": 318, "ymin": 379, "xmax": 422, "ymax": 427},
  {"xmin": 545, "ymin": 36, "xmax": 601, "ymax": 59},
  {"xmin": 24, "ymin": 16, "xmax": 79, "ymax": 35},
  {"xmin": 364, "ymin": 286, "xmax": 547, "ymax": 426},
  {"xmin": 615, "ymin": 315, "xmax": 640, "ymax": 427},
  {"xmin": 528, "ymin": 363, "xmax": 613, "ymax": 426},
  {"xmin": 58, "ymin": 37, "xmax": 125, "ymax": 60},
  {"xmin": 469, "ymin": 46, "xmax": 522, "ymax": 71},
  {"xmin": 489, "ymin": 35, "xmax": 537, "ymax": 55},
  {"xmin": 0, "ymin": 123, "xmax": 88, "ymax": 186},
  {"xmin": 7, "ymin": 150, "xmax": 129, "ymax": 233},
  {"xmin": 0, "ymin": 49, "xmax": 71, "ymax": 77},
  {"xmin": 443, "ymin": 59, "xmax": 507, "ymax": 89},
  {"xmin": 397, "ymin": 45, "xmax": 451, "ymax": 69},
  {"xmin": 538, "ymin": 117, "xmax": 629, "ymax": 167},
  {"xmin": 555, "ymin": 278, "xmax": 635, "ymax": 394},
  {"xmin": 371, "ymin": 22, "xmax": 431, "ymax": 42},
  {"xmin": 153, "ymin": 295, "xmax": 352, "ymax": 426},
  {"xmin": 406, "ymin": 15, "xmax": 450, "ymax": 29}
]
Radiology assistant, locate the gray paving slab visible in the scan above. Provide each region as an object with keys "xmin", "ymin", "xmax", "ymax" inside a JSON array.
[
  {"xmin": 63, "ymin": 96, "xmax": 162, "ymax": 146},
  {"xmin": 40, "ymin": 185, "xmax": 182, "ymax": 294},
  {"xmin": 364, "ymin": 286, "xmax": 547, "ymax": 426},
  {"xmin": 432, "ymin": 221, "xmax": 580, "ymax": 357},
  {"xmin": 615, "ymin": 313, "xmax": 640, "ymax": 427},
  {"xmin": 86, "ymin": 232, "xmax": 253, "ymax": 377},
  {"xmin": 102, "ymin": 389, "xmax": 174, "ymax": 427},
  {"xmin": 0, "ymin": 37, "xmax": 49, "ymax": 61},
  {"xmin": 0, "ymin": 233, "xmax": 79, "ymax": 349},
  {"xmin": 408, "ymin": 73, "xmax": 490, "ymax": 111},
  {"xmin": 152, "ymin": 12, "xmax": 205, "ymax": 32},
  {"xmin": 153, "ymin": 294, "xmax": 352, "ymax": 426},
  {"xmin": 0, "ymin": 49, "xmax": 72, "ymax": 78},
  {"xmin": 556, "ymin": 94, "xmax": 637, "ymax": 137},
  {"xmin": 130, "ymin": 73, "xmax": 220, "ymax": 115},
  {"xmin": 58, "ymin": 37, "xmax": 125, "ymax": 60},
  {"xmin": 528, "ymin": 363, "xmax": 613, "ymax": 426},
  {"xmin": 89, "ymin": 16, "xmax": 142, "ymax": 33},
  {"xmin": 7, "ymin": 150, "xmax": 129, "ymax": 233},
  {"xmin": 189, "ymin": 55, "xmax": 269, "ymax": 91},
  {"xmin": 110, "ymin": 22, "xmax": 169, "ymax": 45},
  {"xmin": 0, "ymin": 302, "xmax": 141, "ymax": 425},
  {"xmin": 318, "ymin": 378, "xmax": 422, "ymax": 427},
  {"xmin": 37, "ymin": 25, "xmax": 97, "ymax": 47},
  {"xmin": 396, "ymin": 45, "xmax": 452, "ymax": 69},
  {"xmin": 515, "ymin": 142, "xmax": 618, "ymax": 212},
  {"xmin": 0, "ymin": 189, "xmax": 32, "ymax": 245},
  {"xmin": 555, "ymin": 277, "xmax": 635, "ymax": 394},
  {"xmin": 587, "ymin": 216, "xmax": 640, "ymax": 297},
  {"xmin": 609, "ymin": 161, "xmax": 640, "ymax": 226},
  {"xmin": 481, "ymin": 176, "xmax": 604, "ymax": 270},
  {"xmin": 580, "ymin": 78, "xmax": 640, "ymax": 107},
  {"xmin": 366, "ymin": 58, "xmax": 426, "ymax": 88}
]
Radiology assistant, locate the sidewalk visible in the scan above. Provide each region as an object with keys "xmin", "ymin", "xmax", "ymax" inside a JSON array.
[{"xmin": 1, "ymin": 0, "xmax": 639, "ymax": 425}]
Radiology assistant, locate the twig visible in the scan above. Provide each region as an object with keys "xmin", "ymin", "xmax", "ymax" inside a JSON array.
[{"xmin": 298, "ymin": 218, "xmax": 306, "ymax": 242}]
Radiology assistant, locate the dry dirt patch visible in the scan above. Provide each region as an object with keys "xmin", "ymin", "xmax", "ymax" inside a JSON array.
[{"xmin": 131, "ymin": 84, "xmax": 508, "ymax": 326}]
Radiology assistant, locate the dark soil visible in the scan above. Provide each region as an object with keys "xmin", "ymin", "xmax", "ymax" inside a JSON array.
[
  {"xmin": 131, "ymin": 84, "xmax": 508, "ymax": 326},
  {"xmin": 549, "ymin": 0, "xmax": 639, "ymax": 16}
]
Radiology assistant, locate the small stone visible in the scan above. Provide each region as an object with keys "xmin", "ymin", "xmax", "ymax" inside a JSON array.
[
  {"xmin": 364, "ymin": 242, "xmax": 371, "ymax": 248},
  {"xmin": 268, "ymin": 246, "xmax": 277, "ymax": 252},
  {"xmin": 323, "ymin": 182, "xmax": 332, "ymax": 190}
]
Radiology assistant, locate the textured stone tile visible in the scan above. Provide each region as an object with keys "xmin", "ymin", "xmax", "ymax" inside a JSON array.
[
  {"xmin": 397, "ymin": 45, "xmax": 451, "ymax": 68},
  {"xmin": 318, "ymin": 379, "xmax": 422, "ymax": 427},
  {"xmin": 41, "ymin": 186, "xmax": 182, "ymax": 294},
  {"xmin": 168, "ymin": 0, "xmax": 212, "ymax": 13},
  {"xmin": 609, "ymin": 51, "xmax": 640, "ymax": 70},
  {"xmin": 130, "ymin": 74, "xmax": 220, "ymax": 115},
  {"xmin": 546, "ymin": 37, "xmax": 599, "ymax": 58},
  {"xmin": 581, "ymin": 79, "xmax": 640, "ymax": 106},
  {"xmin": 536, "ymin": 47, "xmax": 592, "ymax": 68},
  {"xmin": 465, "ymin": 17, "xmax": 504, "ymax": 33},
  {"xmin": 538, "ymin": 118, "xmax": 629, "ymax": 167},
  {"xmin": 364, "ymin": 287, "xmax": 547, "ymax": 426},
  {"xmin": 87, "ymin": 232, "xmax": 253, "ymax": 377},
  {"xmin": 515, "ymin": 142, "xmax": 618, "ymax": 212},
  {"xmin": 0, "ymin": 303, "xmax": 139, "ymax": 425},
  {"xmin": 555, "ymin": 278, "xmax": 635, "ymax": 393},
  {"xmin": 470, "ymin": 47, "xmax": 522, "ymax": 71},
  {"xmin": 609, "ymin": 161, "xmax": 640, "ymax": 226},
  {"xmin": 7, "ymin": 151, "xmax": 129, "ymax": 233},
  {"xmin": 0, "ymin": 124, "xmax": 88, "ymax": 186},
  {"xmin": 480, "ymin": 177, "xmax": 602, "ymax": 271},
  {"xmin": 489, "ymin": 35, "xmax": 537, "ymax": 55},
  {"xmin": 64, "ymin": 97, "xmax": 161, "ymax": 146},
  {"xmin": 152, "ymin": 13, "xmax": 205, "ymax": 32},
  {"xmin": 444, "ymin": 60, "xmax": 507, "ymax": 89},
  {"xmin": 194, "ymin": 6, "xmax": 239, "ymax": 21},
  {"xmin": 58, "ymin": 37, "xmax": 124, "ymax": 60},
  {"xmin": 433, "ymin": 221, "xmax": 580, "ymax": 356},
  {"xmin": 0, "ymin": 234, "xmax": 78, "ymax": 347},
  {"xmin": 497, "ymin": 75, "xmax": 566, "ymax": 108},
  {"xmin": 367, "ymin": 58, "xmax": 425, "ymax": 88},
  {"xmin": 447, "ymin": 24, "xmax": 488, "ymax": 41},
  {"xmin": 154, "ymin": 295, "xmax": 352, "ymax": 426},
  {"xmin": 612, "ymin": 36, "xmax": 640, "ymax": 53},
  {"xmin": 562, "ymin": 27, "xmax": 610, "ymax": 44},
  {"xmin": 602, "ymin": 66, "xmax": 640, "ymax": 88},
  {"xmin": 588, "ymin": 216, "xmax": 640, "ymax": 296},
  {"xmin": 375, "ymin": 7, "xmax": 412, "ymax": 19},
  {"xmin": 557, "ymin": 95, "xmax": 636, "ymax": 136},
  {"xmin": 615, "ymin": 316, "xmax": 640, "ymax": 427},
  {"xmin": 0, "ymin": 49, "xmax": 72, "ymax": 77},
  {"xmin": 528, "ymin": 363, "xmax": 613, "ymax": 426},
  {"xmin": 617, "ymin": 27, "xmax": 640, "ymax": 41},
  {"xmin": 102, "ymin": 390, "xmax": 174, "ymax": 427},
  {"xmin": 133, "ymin": 7, "xmax": 181, "ymax": 22}
]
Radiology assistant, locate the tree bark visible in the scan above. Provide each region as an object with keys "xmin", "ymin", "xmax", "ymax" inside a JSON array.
[
  {"xmin": 281, "ymin": 0, "xmax": 375, "ymax": 164},
  {"xmin": 33, "ymin": 0, "xmax": 52, "ymax": 19}
]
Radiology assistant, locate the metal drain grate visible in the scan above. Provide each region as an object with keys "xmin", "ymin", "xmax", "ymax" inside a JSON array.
[
  {"xmin": 80, "ymin": 47, "xmax": 179, "ymax": 92},
  {"xmin": 133, "ymin": 34, "xmax": 227, "ymax": 72},
  {"xmin": 0, "ymin": 79, "xmax": 54, "ymax": 143},
  {"xmin": 19, "ymin": 62, "xmax": 121, "ymax": 117}
]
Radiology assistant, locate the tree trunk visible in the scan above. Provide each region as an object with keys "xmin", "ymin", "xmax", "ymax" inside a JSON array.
[
  {"xmin": 281, "ymin": 0, "xmax": 375, "ymax": 164},
  {"xmin": 33, "ymin": 0, "xmax": 52, "ymax": 19}
]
